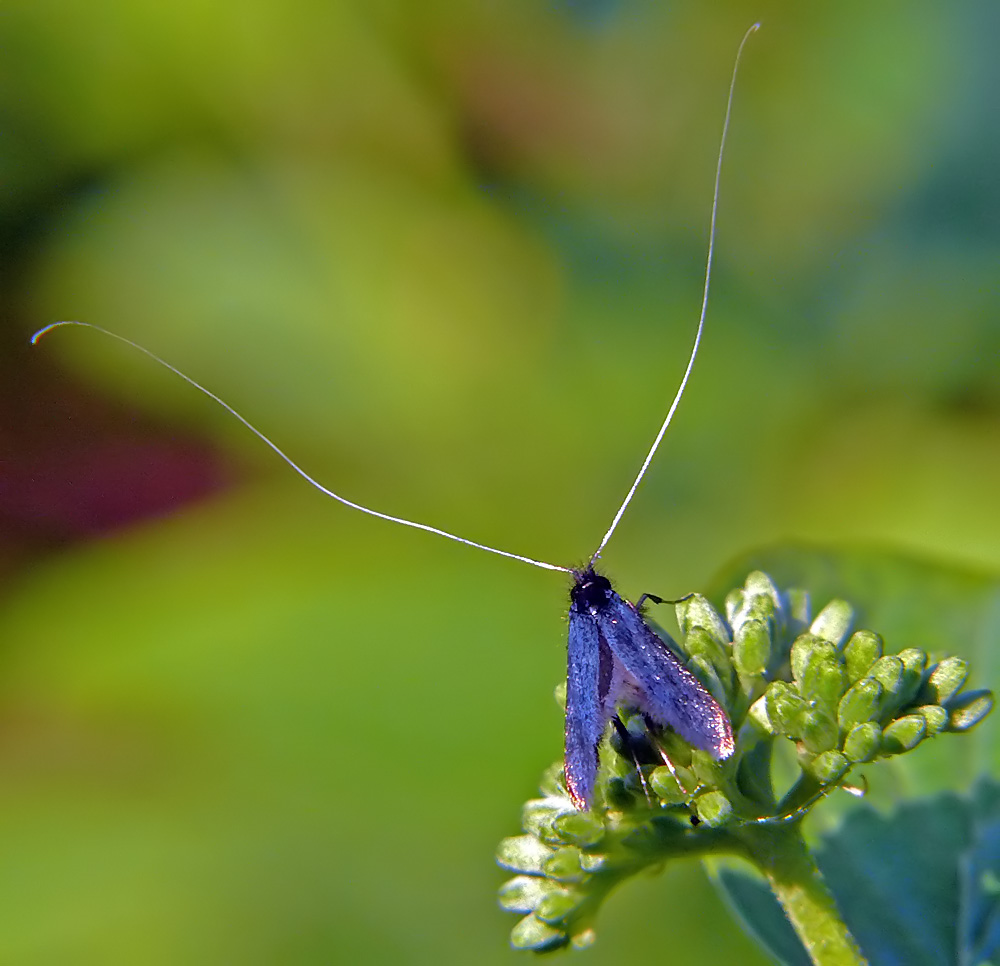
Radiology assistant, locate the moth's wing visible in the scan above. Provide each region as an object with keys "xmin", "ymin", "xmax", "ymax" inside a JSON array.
[
  {"xmin": 598, "ymin": 597, "xmax": 734, "ymax": 760},
  {"xmin": 564, "ymin": 611, "xmax": 614, "ymax": 810}
]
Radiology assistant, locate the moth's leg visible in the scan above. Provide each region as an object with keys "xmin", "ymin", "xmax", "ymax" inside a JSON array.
[
  {"xmin": 641, "ymin": 714, "xmax": 704, "ymax": 799},
  {"xmin": 636, "ymin": 591, "xmax": 694, "ymax": 610},
  {"xmin": 653, "ymin": 745, "xmax": 690, "ymax": 796},
  {"xmin": 611, "ymin": 715, "xmax": 654, "ymax": 807}
]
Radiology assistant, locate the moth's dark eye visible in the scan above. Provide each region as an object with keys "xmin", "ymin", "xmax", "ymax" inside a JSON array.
[{"xmin": 571, "ymin": 573, "xmax": 613, "ymax": 614}]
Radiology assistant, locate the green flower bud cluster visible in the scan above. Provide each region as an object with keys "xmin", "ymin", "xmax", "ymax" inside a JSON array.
[
  {"xmin": 747, "ymin": 598, "xmax": 991, "ymax": 783},
  {"xmin": 497, "ymin": 764, "xmax": 712, "ymax": 951},
  {"xmin": 497, "ymin": 570, "xmax": 992, "ymax": 951}
]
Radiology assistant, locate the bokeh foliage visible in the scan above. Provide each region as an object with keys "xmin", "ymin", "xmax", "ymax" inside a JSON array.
[{"xmin": 2, "ymin": 0, "xmax": 998, "ymax": 962}]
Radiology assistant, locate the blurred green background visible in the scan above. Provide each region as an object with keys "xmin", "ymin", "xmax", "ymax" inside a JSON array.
[{"xmin": 1, "ymin": 0, "xmax": 998, "ymax": 962}]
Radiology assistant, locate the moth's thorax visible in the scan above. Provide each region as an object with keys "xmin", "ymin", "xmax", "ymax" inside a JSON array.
[{"xmin": 570, "ymin": 569, "xmax": 615, "ymax": 616}]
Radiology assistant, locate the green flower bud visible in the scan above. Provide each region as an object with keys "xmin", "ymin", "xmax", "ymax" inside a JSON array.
[
  {"xmin": 724, "ymin": 589, "xmax": 745, "ymax": 626},
  {"xmin": 810, "ymin": 598, "xmax": 854, "ymax": 647},
  {"xmin": 790, "ymin": 634, "xmax": 837, "ymax": 689},
  {"xmin": 554, "ymin": 681, "xmax": 568, "ymax": 710},
  {"xmin": 920, "ymin": 657, "xmax": 969, "ymax": 704},
  {"xmin": 945, "ymin": 689, "xmax": 994, "ymax": 732},
  {"xmin": 749, "ymin": 594, "xmax": 779, "ymax": 623},
  {"xmin": 522, "ymin": 801, "xmax": 562, "ymax": 844},
  {"xmin": 510, "ymin": 914, "xmax": 567, "ymax": 951},
  {"xmin": 744, "ymin": 571, "xmax": 782, "ymax": 609},
  {"xmin": 536, "ymin": 890, "xmax": 587, "ymax": 925},
  {"xmin": 786, "ymin": 588, "xmax": 811, "ymax": 634},
  {"xmin": 843, "ymin": 721, "xmax": 882, "ymax": 762},
  {"xmin": 685, "ymin": 627, "xmax": 733, "ymax": 688},
  {"xmin": 552, "ymin": 812, "xmax": 606, "ymax": 849},
  {"xmin": 649, "ymin": 766, "xmax": 688, "ymax": 804},
  {"xmin": 543, "ymin": 847, "xmax": 585, "ymax": 883},
  {"xmin": 766, "ymin": 681, "xmax": 807, "ymax": 735},
  {"xmin": 730, "ymin": 579, "xmax": 779, "ymax": 634},
  {"xmin": 838, "ymin": 677, "xmax": 884, "ymax": 730},
  {"xmin": 605, "ymin": 777, "xmax": 638, "ymax": 809},
  {"xmin": 497, "ymin": 835, "xmax": 554, "ymax": 875},
  {"xmin": 676, "ymin": 594, "xmax": 731, "ymax": 646},
  {"xmin": 690, "ymin": 749, "xmax": 725, "ymax": 787},
  {"xmin": 915, "ymin": 704, "xmax": 949, "ymax": 736},
  {"xmin": 809, "ymin": 750, "xmax": 850, "ymax": 785},
  {"xmin": 896, "ymin": 648, "xmax": 928, "ymax": 707},
  {"xmin": 801, "ymin": 658, "xmax": 848, "ymax": 712},
  {"xmin": 694, "ymin": 790, "xmax": 733, "ymax": 827},
  {"xmin": 539, "ymin": 763, "xmax": 567, "ymax": 799},
  {"xmin": 869, "ymin": 655, "xmax": 905, "ymax": 696},
  {"xmin": 734, "ymin": 618, "xmax": 772, "ymax": 678},
  {"xmin": 882, "ymin": 714, "xmax": 927, "ymax": 754},
  {"xmin": 843, "ymin": 630, "xmax": 883, "ymax": 683},
  {"xmin": 747, "ymin": 693, "xmax": 778, "ymax": 735},
  {"xmin": 498, "ymin": 875, "xmax": 558, "ymax": 913},
  {"xmin": 690, "ymin": 655, "xmax": 729, "ymax": 705},
  {"xmin": 799, "ymin": 708, "xmax": 840, "ymax": 754}
]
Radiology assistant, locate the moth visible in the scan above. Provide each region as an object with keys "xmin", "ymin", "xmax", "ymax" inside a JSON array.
[
  {"xmin": 564, "ymin": 568, "xmax": 733, "ymax": 809},
  {"xmin": 33, "ymin": 24, "xmax": 758, "ymax": 811}
]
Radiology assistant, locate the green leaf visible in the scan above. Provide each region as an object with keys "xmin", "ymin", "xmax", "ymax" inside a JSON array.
[{"xmin": 715, "ymin": 778, "xmax": 1000, "ymax": 966}]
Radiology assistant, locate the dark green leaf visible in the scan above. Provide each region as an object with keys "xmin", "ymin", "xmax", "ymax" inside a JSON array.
[{"xmin": 716, "ymin": 778, "xmax": 1000, "ymax": 966}]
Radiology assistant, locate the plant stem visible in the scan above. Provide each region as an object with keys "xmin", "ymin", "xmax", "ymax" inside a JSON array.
[{"xmin": 736, "ymin": 823, "xmax": 868, "ymax": 966}]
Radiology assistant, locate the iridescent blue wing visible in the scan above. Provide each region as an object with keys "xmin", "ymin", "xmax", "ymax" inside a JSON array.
[
  {"xmin": 597, "ymin": 595, "xmax": 734, "ymax": 760},
  {"xmin": 564, "ymin": 611, "xmax": 613, "ymax": 809}
]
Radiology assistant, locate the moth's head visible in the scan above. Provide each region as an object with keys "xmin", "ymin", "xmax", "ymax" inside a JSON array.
[{"xmin": 570, "ymin": 568, "xmax": 614, "ymax": 616}]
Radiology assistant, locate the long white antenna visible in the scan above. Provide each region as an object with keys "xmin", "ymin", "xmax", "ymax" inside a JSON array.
[
  {"xmin": 588, "ymin": 23, "xmax": 760, "ymax": 567},
  {"xmin": 33, "ymin": 26, "xmax": 757, "ymax": 579},
  {"xmin": 31, "ymin": 320, "xmax": 572, "ymax": 575}
]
